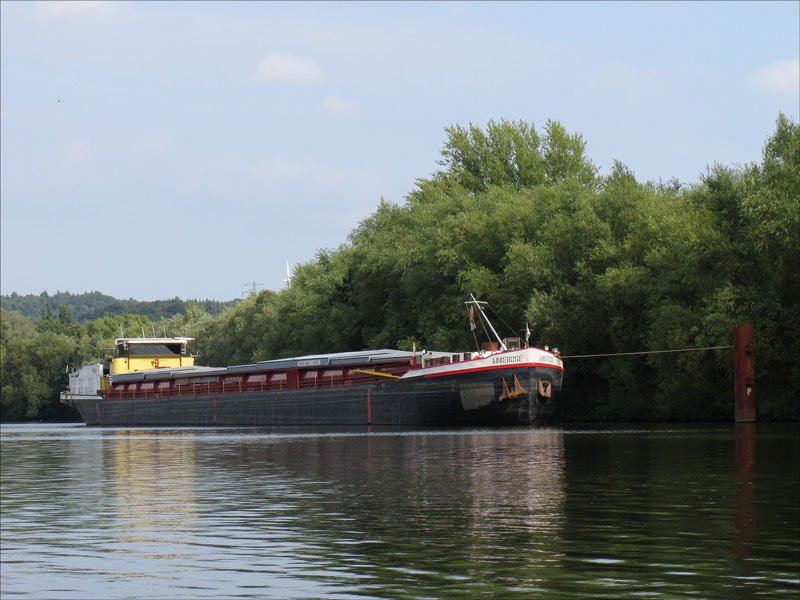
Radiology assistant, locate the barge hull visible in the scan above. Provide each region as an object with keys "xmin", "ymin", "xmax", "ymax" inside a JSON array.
[{"xmin": 71, "ymin": 366, "xmax": 562, "ymax": 427}]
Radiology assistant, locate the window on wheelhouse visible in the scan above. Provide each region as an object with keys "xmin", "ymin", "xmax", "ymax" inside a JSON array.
[{"xmin": 116, "ymin": 343, "xmax": 185, "ymax": 357}]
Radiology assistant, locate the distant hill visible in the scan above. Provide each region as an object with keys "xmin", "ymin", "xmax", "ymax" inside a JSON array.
[{"xmin": 0, "ymin": 291, "xmax": 239, "ymax": 323}]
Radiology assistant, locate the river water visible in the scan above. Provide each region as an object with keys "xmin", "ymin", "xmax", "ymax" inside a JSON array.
[{"xmin": 1, "ymin": 423, "xmax": 798, "ymax": 599}]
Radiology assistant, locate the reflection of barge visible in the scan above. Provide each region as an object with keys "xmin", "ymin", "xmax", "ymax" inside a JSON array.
[{"xmin": 62, "ymin": 298, "xmax": 564, "ymax": 426}]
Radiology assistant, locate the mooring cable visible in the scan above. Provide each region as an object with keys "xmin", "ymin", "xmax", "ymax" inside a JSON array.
[{"xmin": 560, "ymin": 345, "xmax": 734, "ymax": 359}]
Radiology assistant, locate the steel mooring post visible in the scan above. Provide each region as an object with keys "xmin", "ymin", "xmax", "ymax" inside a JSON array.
[{"xmin": 734, "ymin": 324, "xmax": 755, "ymax": 422}]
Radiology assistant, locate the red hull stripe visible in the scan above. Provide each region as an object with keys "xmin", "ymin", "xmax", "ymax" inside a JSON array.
[{"xmin": 415, "ymin": 361, "xmax": 564, "ymax": 379}]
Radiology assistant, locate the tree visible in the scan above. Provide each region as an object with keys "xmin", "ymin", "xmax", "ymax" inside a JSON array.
[
  {"xmin": 1, "ymin": 332, "xmax": 76, "ymax": 420},
  {"xmin": 435, "ymin": 119, "xmax": 597, "ymax": 193}
]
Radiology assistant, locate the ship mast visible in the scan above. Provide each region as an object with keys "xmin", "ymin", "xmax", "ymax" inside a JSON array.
[{"xmin": 465, "ymin": 294, "xmax": 507, "ymax": 351}]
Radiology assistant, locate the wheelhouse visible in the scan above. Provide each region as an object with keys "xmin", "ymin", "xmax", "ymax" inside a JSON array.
[{"xmin": 109, "ymin": 337, "xmax": 195, "ymax": 374}]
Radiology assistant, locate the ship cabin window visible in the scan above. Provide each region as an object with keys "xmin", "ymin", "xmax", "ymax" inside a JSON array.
[
  {"xmin": 247, "ymin": 374, "xmax": 267, "ymax": 384},
  {"xmin": 139, "ymin": 382, "xmax": 155, "ymax": 390},
  {"xmin": 270, "ymin": 373, "xmax": 287, "ymax": 382},
  {"xmin": 115, "ymin": 343, "xmax": 185, "ymax": 357},
  {"xmin": 223, "ymin": 376, "xmax": 242, "ymax": 384},
  {"xmin": 302, "ymin": 370, "xmax": 318, "ymax": 380},
  {"xmin": 504, "ymin": 337, "xmax": 522, "ymax": 350},
  {"xmin": 125, "ymin": 343, "xmax": 184, "ymax": 357},
  {"xmin": 156, "ymin": 381, "xmax": 171, "ymax": 390}
]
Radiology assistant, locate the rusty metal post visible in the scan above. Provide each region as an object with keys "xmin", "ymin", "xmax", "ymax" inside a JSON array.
[{"xmin": 734, "ymin": 324, "xmax": 755, "ymax": 422}]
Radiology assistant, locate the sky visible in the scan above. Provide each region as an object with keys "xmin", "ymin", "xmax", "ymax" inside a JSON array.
[{"xmin": 1, "ymin": 1, "xmax": 798, "ymax": 301}]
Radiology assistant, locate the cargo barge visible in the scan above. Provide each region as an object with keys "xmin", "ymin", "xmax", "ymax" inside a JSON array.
[{"xmin": 61, "ymin": 297, "xmax": 564, "ymax": 426}]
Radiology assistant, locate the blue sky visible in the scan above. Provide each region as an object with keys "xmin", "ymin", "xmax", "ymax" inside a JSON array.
[{"xmin": 1, "ymin": 1, "xmax": 798, "ymax": 301}]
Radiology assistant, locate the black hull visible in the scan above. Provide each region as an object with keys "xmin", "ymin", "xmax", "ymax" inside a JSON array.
[{"xmin": 71, "ymin": 367, "xmax": 563, "ymax": 427}]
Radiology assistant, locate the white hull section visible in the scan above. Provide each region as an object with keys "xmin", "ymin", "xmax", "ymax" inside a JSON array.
[{"xmin": 403, "ymin": 347, "xmax": 563, "ymax": 380}]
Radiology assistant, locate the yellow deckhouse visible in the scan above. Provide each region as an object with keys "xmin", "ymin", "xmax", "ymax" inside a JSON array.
[{"xmin": 110, "ymin": 337, "xmax": 195, "ymax": 375}]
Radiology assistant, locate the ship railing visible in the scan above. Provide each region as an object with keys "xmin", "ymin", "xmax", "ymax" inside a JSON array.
[
  {"xmin": 104, "ymin": 367, "xmax": 406, "ymax": 400},
  {"xmin": 66, "ymin": 387, "xmax": 102, "ymax": 396}
]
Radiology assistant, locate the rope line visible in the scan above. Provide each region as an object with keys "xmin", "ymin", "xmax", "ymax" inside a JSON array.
[{"xmin": 561, "ymin": 345, "xmax": 733, "ymax": 359}]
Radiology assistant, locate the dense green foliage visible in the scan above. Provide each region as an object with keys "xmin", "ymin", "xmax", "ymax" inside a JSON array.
[
  {"xmin": 1, "ymin": 115, "xmax": 797, "ymax": 422},
  {"xmin": 0, "ymin": 291, "xmax": 237, "ymax": 323},
  {"xmin": 0, "ymin": 304, "xmax": 214, "ymax": 421}
]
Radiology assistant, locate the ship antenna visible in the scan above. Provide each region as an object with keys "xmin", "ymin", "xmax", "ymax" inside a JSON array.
[{"xmin": 466, "ymin": 294, "xmax": 508, "ymax": 351}]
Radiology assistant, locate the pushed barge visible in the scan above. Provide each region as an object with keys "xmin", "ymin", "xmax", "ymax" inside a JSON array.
[{"xmin": 62, "ymin": 298, "xmax": 564, "ymax": 426}]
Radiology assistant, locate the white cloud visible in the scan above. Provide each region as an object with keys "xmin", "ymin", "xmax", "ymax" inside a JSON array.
[
  {"xmin": 35, "ymin": 1, "xmax": 115, "ymax": 18},
  {"xmin": 751, "ymin": 60, "xmax": 800, "ymax": 93},
  {"xmin": 321, "ymin": 95, "xmax": 360, "ymax": 117},
  {"xmin": 254, "ymin": 53, "xmax": 323, "ymax": 84},
  {"xmin": 63, "ymin": 140, "xmax": 90, "ymax": 164},
  {"xmin": 252, "ymin": 158, "xmax": 342, "ymax": 187}
]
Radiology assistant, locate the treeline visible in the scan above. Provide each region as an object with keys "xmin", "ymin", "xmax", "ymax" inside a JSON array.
[
  {"xmin": 1, "ymin": 115, "xmax": 797, "ymax": 422},
  {"xmin": 0, "ymin": 291, "xmax": 237, "ymax": 323},
  {"xmin": 0, "ymin": 303, "xmax": 216, "ymax": 420}
]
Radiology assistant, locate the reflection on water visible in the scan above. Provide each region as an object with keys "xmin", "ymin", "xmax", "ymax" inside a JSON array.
[
  {"xmin": 735, "ymin": 423, "xmax": 757, "ymax": 562},
  {"xmin": 111, "ymin": 432, "xmax": 197, "ymax": 563},
  {"xmin": 1, "ymin": 424, "xmax": 798, "ymax": 599}
]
